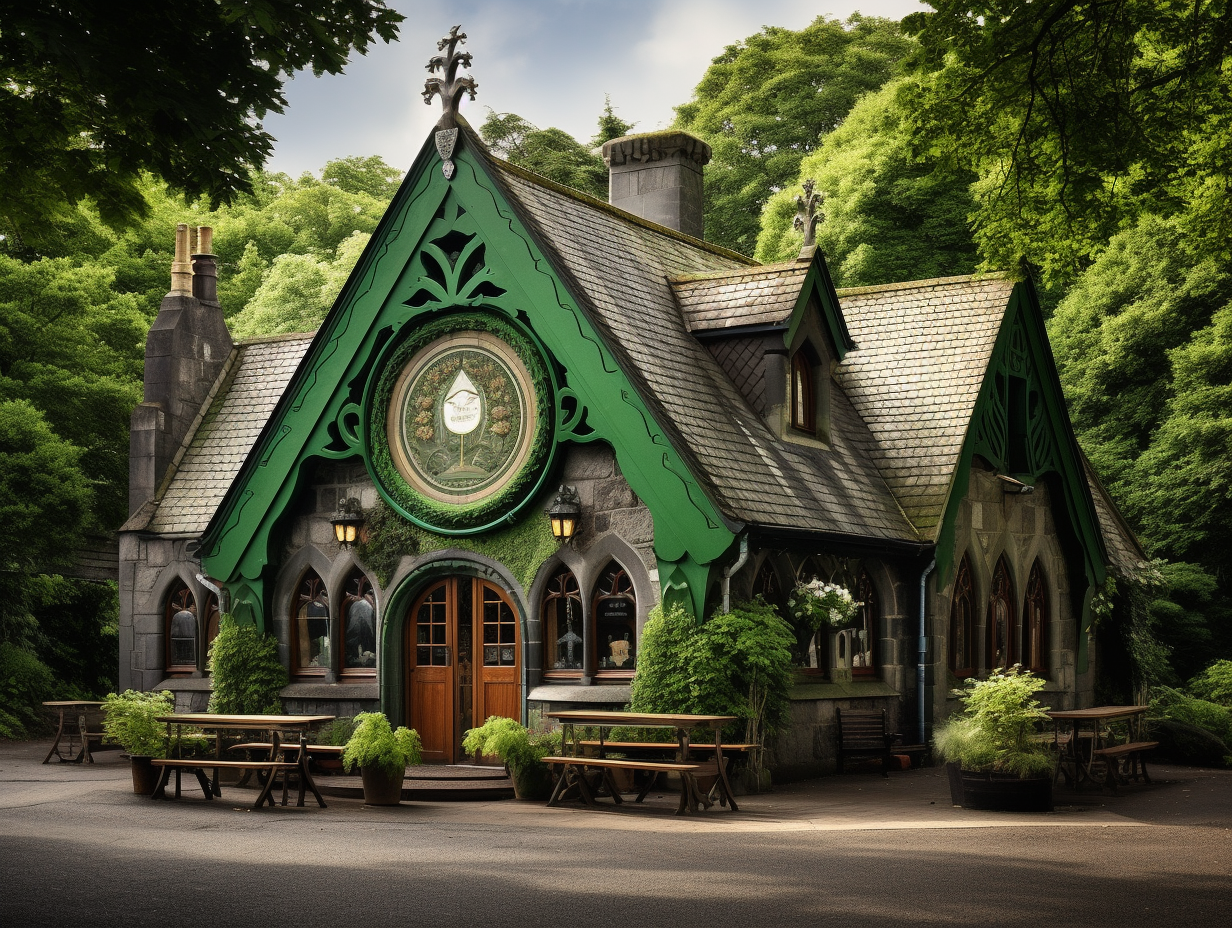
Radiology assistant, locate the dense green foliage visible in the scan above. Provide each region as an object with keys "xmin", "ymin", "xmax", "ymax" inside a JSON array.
[
  {"xmin": 933, "ymin": 668, "xmax": 1055, "ymax": 777},
  {"xmin": 0, "ymin": 640, "xmax": 55, "ymax": 739},
  {"xmin": 477, "ymin": 99, "xmax": 634, "ymax": 200},
  {"xmin": 903, "ymin": 0, "xmax": 1232, "ymax": 284},
  {"xmin": 676, "ymin": 15, "xmax": 914, "ymax": 254},
  {"xmin": 341, "ymin": 711, "xmax": 423, "ymax": 776},
  {"xmin": 629, "ymin": 600, "xmax": 794, "ymax": 743},
  {"xmin": 0, "ymin": 1, "xmax": 402, "ymax": 247},
  {"xmin": 1188, "ymin": 660, "xmax": 1232, "ymax": 707},
  {"xmin": 755, "ymin": 81, "xmax": 978, "ymax": 286},
  {"xmin": 206, "ymin": 618, "xmax": 287, "ymax": 715},
  {"xmin": 462, "ymin": 715, "xmax": 558, "ymax": 772},
  {"xmin": 101, "ymin": 689, "xmax": 174, "ymax": 758}
]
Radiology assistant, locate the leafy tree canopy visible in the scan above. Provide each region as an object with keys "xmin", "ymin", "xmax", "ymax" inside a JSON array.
[
  {"xmin": 903, "ymin": 0, "xmax": 1232, "ymax": 284},
  {"xmin": 674, "ymin": 14, "xmax": 915, "ymax": 254},
  {"xmin": 0, "ymin": 0, "xmax": 403, "ymax": 249},
  {"xmin": 755, "ymin": 80, "xmax": 978, "ymax": 287}
]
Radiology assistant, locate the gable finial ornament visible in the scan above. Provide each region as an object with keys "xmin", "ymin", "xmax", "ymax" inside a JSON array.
[
  {"xmin": 794, "ymin": 178, "xmax": 825, "ymax": 261},
  {"xmin": 423, "ymin": 24, "xmax": 478, "ymax": 178}
]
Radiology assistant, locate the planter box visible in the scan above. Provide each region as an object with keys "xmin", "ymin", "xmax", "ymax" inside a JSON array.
[{"xmin": 947, "ymin": 762, "xmax": 1053, "ymax": 812}]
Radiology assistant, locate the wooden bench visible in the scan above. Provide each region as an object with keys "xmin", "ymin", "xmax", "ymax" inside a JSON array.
[
  {"xmin": 1092, "ymin": 741, "xmax": 1159, "ymax": 791},
  {"xmin": 576, "ymin": 740, "xmax": 755, "ymax": 755},
  {"xmin": 228, "ymin": 742, "xmax": 345, "ymax": 782},
  {"xmin": 544, "ymin": 756, "xmax": 706, "ymax": 814},
  {"xmin": 836, "ymin": 708, "xmax": 901, "ymax": 777},
  {"xmin": 76, "ymin": 708, "xmax": 121, "ymax": 763},
  {"xmin": 150, "ymin": 758, "xmax": 302, "ymax": 809}
]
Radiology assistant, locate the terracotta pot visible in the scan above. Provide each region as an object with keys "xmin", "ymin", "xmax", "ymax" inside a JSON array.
[
  {"xmin": 948, "ymin": 762, "xmax": 1053, "ymax": 812},
  {"xmin": 130, "ymin": 755, "xmax": 160, "ymax": 795},
  {"xmin": 360, "ymin": 765, "xmax": 405, "ymax": 805}
]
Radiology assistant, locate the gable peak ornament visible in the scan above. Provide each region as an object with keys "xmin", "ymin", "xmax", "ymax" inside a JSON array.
[
  {"xmin": 423, "ymin": 24, "xmax": 478, "ymax": 178},
  {"xmin": 794, "ymin": 178, "xmax": 825, "ymax": 261}
]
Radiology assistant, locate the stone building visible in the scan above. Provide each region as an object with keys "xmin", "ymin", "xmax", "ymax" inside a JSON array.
[{"xmin": 117, "ymin": 38, "xmax": 1142, "ymax": 777}]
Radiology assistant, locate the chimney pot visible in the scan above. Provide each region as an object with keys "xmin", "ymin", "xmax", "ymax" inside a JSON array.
[
  {"xmin": 191, "ymin": 226, "xmax": 218, "ymax": 303},
  {"xmin": 171, "ymin": 223, "xmax": 193, "ymax": 294}
]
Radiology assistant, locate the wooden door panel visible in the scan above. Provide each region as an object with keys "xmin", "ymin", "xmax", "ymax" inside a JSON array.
[
  {"xmin": 477, "ymin": 678, "xmax": 520, "ymax": 722},
  {"xmin": 410, "ymin": 673, "xmax": 451, "ymax": 763}
]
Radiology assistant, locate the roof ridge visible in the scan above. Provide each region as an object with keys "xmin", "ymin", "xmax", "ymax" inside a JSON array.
[
  {"xmin": 487, "ymin": 153, "xmax": 757, "ymax": 268},
  {"xmin": 235, "ymin": 331, "xmax": 318, "ymax": 346},
  {"xmin": 669, "ymin": 261, "xmax": 810, "ymax": 285},
  {"xmin": 836, "ymin": 271, "xmax": 1014, "ymax": 297}
]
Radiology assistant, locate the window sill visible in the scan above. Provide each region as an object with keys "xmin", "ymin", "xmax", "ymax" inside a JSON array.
[
  {"xmin": 788, "ymin": 679, "xmax": 900, "ymax": 701},
  {"xmin": 280, "ymin": 680, "xmax": 378, "ymax": 701},
  {"xmin": 528, "ymin": 683, "xmax": 632, "ymax": 704}
]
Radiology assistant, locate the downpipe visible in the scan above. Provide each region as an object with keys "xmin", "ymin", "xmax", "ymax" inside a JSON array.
[
  {"xmin": 918, "ymin": 557, "xmax": 936, "ymax": 748},
  {"xmin": 721, "ymin": 535, "xmax": 750, "ymax": 614}
]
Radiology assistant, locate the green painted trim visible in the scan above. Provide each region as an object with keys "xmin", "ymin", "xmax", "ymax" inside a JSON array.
[
  {"xmin": 201, "ymin": 126, "xmax": 736, "ymax": 603},
  {"xmin": 784, "ymin": 250, "xmax": 856, "ymax": 361},
  {"xmin": 933, "ymin": 283, "xmax": 1107, "ymax": 673},
  {"xmin": 656, "ymin": 553, "xmax": 715, "ymax": 622}
]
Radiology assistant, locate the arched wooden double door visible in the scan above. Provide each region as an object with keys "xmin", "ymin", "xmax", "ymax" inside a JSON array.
[{"xmin": 406, "ymin": 577, "xmax": 521, "ymax": 763}]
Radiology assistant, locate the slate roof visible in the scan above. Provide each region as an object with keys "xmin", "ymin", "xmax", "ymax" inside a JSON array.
[
  {"xmin": 1083, "ymin": 455, "xmax": 1148, "ymax": 576},
  {"xmin": 672, "ymin": 262, "xmax": 810, "ymax": 332},
  {"xmin": 486, "ymin": 156, "xmax": 920, "ymax": 544},
  {"xmin": 123, "ymin": 334, "xmax": 314, "ymax": 536},
  {"xmin": 833, "ymin": 275, "xmax": 1017, "ymax": 539}
]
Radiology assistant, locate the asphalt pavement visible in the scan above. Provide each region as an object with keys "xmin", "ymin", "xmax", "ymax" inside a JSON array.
[{"xmin": 1, "ymin": 738, "xmax": 1229, "ymax": 927}]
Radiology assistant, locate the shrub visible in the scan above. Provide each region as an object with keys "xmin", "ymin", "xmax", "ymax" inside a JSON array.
[
  {"xmin": 933, "ymin": 667, "xmax": 1054, "ymax": 778},
  {"xmin": 0, "ymin": 641, "xmax": 55, "ymax": 739},
  {"xmin": 341, "ymin": 712, "xmax": 423, "ymax": 776},
  {"xmin": 628, "ymin": 602, "xmax": 703, "ymax": 718},
  {"xmin": 102, "ymin": 690, "xmax": 174, "ymax": 757},
  {"xmin": 462, "ymin": 715, "xmax": 558, "ymax": 771},
  {"xmin": 1151, "ymin": 685, "xmax": 1232, "ymax": 746},
  {"xmin": 1187, "ymin": 660, "xmax": 1232, "ymax": 707},
  {"xmin": 207, "ymin": 616, "xmax": 287, "ymax": 715}
]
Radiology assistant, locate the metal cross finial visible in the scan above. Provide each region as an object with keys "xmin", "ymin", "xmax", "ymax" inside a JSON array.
[
  {"xmin": 423, "ymin": 25, "xmax": 477, "ymax": 130},
  {"xmin": 793, "ymin": 178, "xmax": 825, "ymax": 258}
]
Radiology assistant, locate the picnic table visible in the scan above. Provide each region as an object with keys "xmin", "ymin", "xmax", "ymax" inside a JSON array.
[
  {"xmin": 152, "ymin": 714, "xmax": 334, "ymax": 810},
  {"xmin": 1046, "ymin": 705, "xmax": 1157, "ymax": 791},
  {"xmin": 42, "ymin": 701, "xmax": 108, "ymax": 764},
  {"xmin": 544, "ymin": 710, "xmax": 742, "ymax": 814}
]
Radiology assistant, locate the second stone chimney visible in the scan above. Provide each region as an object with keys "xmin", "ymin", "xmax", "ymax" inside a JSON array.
[{"xmin": 602, "ymin": 131, "xmax": 712, "ymax": 240}]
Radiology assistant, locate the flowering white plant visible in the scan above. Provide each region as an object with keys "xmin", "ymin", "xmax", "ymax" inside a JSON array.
[{"xmin": 788, "ymin": 579, "xmax": 862, "ymax": 631}]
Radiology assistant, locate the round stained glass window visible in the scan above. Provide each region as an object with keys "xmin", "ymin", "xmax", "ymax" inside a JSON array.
[{"xmin": 369, "ymin": 315, "xmax": 552, "ymax": 531}]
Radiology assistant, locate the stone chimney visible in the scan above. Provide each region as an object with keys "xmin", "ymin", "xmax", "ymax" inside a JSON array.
[
  {"xmin": 129, "ymin": 224, "xmax": 233, "ymax": 513},
  {"xmin": 602, "ymin": 131, "xmax": 712, "ymax": 239}
]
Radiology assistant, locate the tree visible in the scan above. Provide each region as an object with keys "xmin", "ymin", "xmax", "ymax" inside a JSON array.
[
  {"xmin": 0, "ymin": 1, "xmax": 403, "ymax": 249},
  {"xmin": 478, "ymin": 110, "xmax": 609, "ymax": 199},
  {"xmin": 755, "ymin": 80, "xmax": 978, "ymax": 287},
  {"xmin": 903, "ymin": 1, "xmax": 1232, "ymax": 284},
  {"xmin": 674, "ymin": 15, "xmax": 915, "ymax": 254},
  {"xmin": 592, "ymin": 95, "xmax": 635, "ymax": 147}
]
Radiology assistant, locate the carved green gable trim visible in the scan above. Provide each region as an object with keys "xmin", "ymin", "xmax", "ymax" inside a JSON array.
[
  {"xmin": 201, "ymin": 130, "xmax": 732, "ymax": 628},
  {"xmin": 934, "ymin": 283, "xmax": 1107, "ymax": 671},
  {"xmin": 784, "ymin": 249, "xmax": 856, "ymax": 360}
]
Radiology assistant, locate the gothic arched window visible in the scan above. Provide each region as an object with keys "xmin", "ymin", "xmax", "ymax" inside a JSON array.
[
  {"xmin": 593, "ymin": 562, "xmax": 636, "ymax": 675},
  {"xmin": 949, "ymin": 555, "xmax": 975, "ymax": 678},
  {"xmin": 340, "ymin": 569, "xmax": 377, "ymax": 676},
  {"xmin": 165, "ymin": 583, "xmax": 197, "ymax": 673},
  {"xmin": 293, "ymin": 569, "xmax": 330, "ymax": 676},
  {"xmin": 1023, "ymin": 559, "xmax": 1049, "ymax": 675},
  {"xmin": 987, "ymin": 556, "xmax": 1016, "ymax": 671},
  {"xmin": 543, "ymin": 567, "xmax": 583, "ymax": 675}
]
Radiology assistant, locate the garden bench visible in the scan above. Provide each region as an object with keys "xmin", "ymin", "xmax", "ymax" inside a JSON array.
[
  {"xmin": 1091, "ymin": 740, "xmax": 1159, "ymax": 791},
  {"xmin": 228, "ymin": 742, "xmax": 345, "ymax": 784},
  {"xmin": 544, "ymin": 755, "xmax": 705, "ymax": 814},
  {"xmin": 150, "ymin": 758, "xmax": 301, "ymax": 809},
  {"xmin": 576, "ymin": 740, "xmax": 755, "ymax": 755},
  {"xmin": 836, "ymin": 708, "xmax": 900, "ymax": 777}
]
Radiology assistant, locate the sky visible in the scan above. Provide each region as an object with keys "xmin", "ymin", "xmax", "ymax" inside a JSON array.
[{"xmin": 264, "ymin": 0, "xmax": 928, "ymax": 177}]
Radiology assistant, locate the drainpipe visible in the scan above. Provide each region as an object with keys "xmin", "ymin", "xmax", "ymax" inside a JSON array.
[
  {"xmin": 917, "ymin": 558, "xmax": 936, "ymax": 747},
  {"xmin": 196, "ymin": 573, "xmax": 229, "ymax": 616},
  {"xmin": 721, "ymin": 535, "xmax": 750, "ymax": 614}
]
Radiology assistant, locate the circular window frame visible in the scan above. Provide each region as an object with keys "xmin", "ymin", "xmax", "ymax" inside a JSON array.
[{"xmin": 368, "ymin": 313, "xmax": 554, "ymax": 533}]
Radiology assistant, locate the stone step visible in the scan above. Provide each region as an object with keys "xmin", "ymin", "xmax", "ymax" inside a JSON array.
[{"xmin": 316, "ymin": 764, "xmax": 515, "ymax": 802}]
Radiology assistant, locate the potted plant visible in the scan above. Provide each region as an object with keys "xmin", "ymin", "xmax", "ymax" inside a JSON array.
[
  {"xmin": 102, "ymin": 689, "xmax": 175, "ymax": 794},
  {"xmin": 463, "ymin": 716, "xmax": 557, "ymax": 800},
  {"xmin": 933, "ymin": 666, "xmax": 1055, "ymax": 812},
  {"xmin": 788, "ymin": 579, "xmax": 862, "ymax": 632},
  {"xmin": 341, "ymin": 712, "xmax": 422, "ymax": 805}
]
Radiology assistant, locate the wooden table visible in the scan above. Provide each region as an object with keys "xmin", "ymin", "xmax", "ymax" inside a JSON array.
[
  {"xmin": 42, "ymin": 701, "xmax": 107, "ymax": 764},
  {"xmin": 545, "ymin": 710, "xmax": 741, "ymax": 814},
  {"xmin": 1046, "ymin": 705, "xmax": 1150, "ymax": 790},
  {"xmin": 153, "ymin": 714, "xmax": 334, "ymax": 810}
]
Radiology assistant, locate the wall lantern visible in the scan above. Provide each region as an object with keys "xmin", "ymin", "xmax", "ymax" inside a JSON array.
[
  {"xmin": 331, "ymin": 497, "xmax": 365, "ymax": 548},
  {"xmin": 546, "ymin": 485, "xmax": 581, "ymax": 543}
]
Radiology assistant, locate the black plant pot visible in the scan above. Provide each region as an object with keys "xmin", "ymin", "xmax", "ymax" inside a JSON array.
[{"xmin": 947, "ymin": 762, "xmax": 1053, "ymax": 812}]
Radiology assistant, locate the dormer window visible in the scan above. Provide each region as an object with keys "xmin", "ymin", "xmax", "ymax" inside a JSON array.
[{"xmin": 791, "ymin": 353, "xmax": 815, "ymax": 432}]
